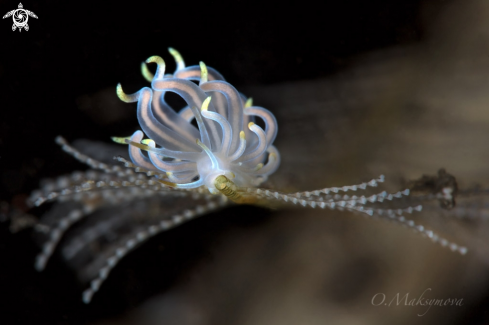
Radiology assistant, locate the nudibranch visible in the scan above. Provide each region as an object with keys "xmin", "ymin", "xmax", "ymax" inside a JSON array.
[
  {"xmin": 113, "ymin": 49, "xmax": 279, "ymax": 202},
  {"xmin": 27, "ymin": 49, "xmax": 469, "ymax": 304}
]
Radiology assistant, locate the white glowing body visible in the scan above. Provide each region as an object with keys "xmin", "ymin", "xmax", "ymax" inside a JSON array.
[{"xmin": 116, "ymin": 51, "xmax": 280, "ymax": 193}]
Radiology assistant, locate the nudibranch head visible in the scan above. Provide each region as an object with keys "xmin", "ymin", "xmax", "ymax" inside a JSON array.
[{"xmin": 115, "ymin": 49, "xmax": 280, "ymax": 195}]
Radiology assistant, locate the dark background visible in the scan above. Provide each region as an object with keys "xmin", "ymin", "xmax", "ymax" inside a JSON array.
[
  {"xmin": 2, "ymin": 0, "xmax": 486, "ymax": 324},
  {"xmin": 0, "ymin": 0, "xmax": 429, "ymax": 204}
]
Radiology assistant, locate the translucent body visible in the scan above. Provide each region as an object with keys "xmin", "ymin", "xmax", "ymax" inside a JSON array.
[{"xmin": 117, "ymin": 52, "xmax": 280, "ymax": 193}]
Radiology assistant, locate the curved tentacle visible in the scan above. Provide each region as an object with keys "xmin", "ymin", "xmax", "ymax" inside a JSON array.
[
  {"xmin": 179, "ymin": 106, "xmax": 194, "ymax": 122},
  {"xmin": 128, "ymin": 131, "xmax": 160, "ymax": 171},
  {"xmin": 166, "ymin": 171, "xmax": 198, "ymax": 183},
  {"xmin": 151, "ymin": 91, "xmax": 200, "ymax": 141},
  {"xmin": 143, "ymin": 57, "xmax": 201, "ymax": 142},
  {"xmin": 237, "ymin": 122, "xmax": 267, "ymax": 163},
  {"xmin": 125, "ymin": 139, "xmax": 201, "ymax": 161},
  {"xmin": 251, "ymin": 145, "xmax": 280, "ymax": 176},
  {"xmin": 168, "ymin": 47, "xmax": 186, "ymax": 72},
  {"xmin": 152, "ymin": 78, "xmax": 221, "ymax": 150},
  {"xmin": 200, "ymin": 81, "xmax": 244, "ymax": 153},
  {"xmin": 245, "ymin": 106, "xmax": 278, "ymax": 147},
  {"xmin": 201, "ymin": 99, "xmax": 232, "ymax": 156},
  {"xmin": 120, "ymin": 86, "xmax": 200, "ymax": 152},
  {"xmin": 147, "ymin": 140, "xmax": 197, "ymax": 173},
  {"xmin": 228, "ymin": 131, "xmax": 246, "ymax": 161},
  {"xmin": 173, "ymin": 65, "xmax": 226, "ymax": 81}
]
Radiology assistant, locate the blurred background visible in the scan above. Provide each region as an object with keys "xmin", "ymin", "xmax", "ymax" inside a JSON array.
[{"xmin": 2, "ymin": 0, "xmax": 489, "ymax": 324}]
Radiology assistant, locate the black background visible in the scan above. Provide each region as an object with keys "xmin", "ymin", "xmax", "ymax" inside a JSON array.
[{"xmin": 2, "ymin": 0, "xmax": 486, "ymax": 324}]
